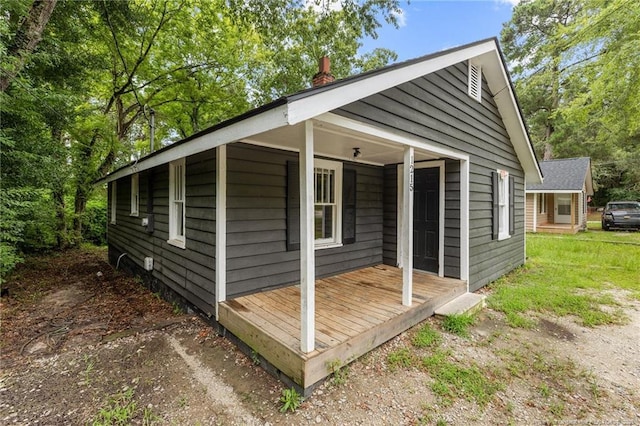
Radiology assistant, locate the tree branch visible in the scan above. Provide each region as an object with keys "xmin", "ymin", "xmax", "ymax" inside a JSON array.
[{"xmin": 0, "ymin": 0, "xmax": 58, "ymax": 92}]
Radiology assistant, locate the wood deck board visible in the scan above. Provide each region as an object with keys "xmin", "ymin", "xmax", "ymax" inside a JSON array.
[{"xmin": 219, "ymin": 265, "xmax": 467, "ymax": 389}]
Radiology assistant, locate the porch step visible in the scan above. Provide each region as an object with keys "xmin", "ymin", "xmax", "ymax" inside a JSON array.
[{"xmin": 435, "ymin": 292, "xmax": 485, "ymax": 317}]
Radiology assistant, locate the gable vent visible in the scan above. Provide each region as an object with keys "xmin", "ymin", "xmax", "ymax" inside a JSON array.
[{"xmin": 468, "ymin": 62, "xmax": 482, "ymax": 102}]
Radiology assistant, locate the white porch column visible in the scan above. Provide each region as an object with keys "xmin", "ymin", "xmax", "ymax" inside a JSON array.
[
  {"xmin": 532, "ymin": 193, "xmax": 537, "ymax": 233},
  {"xmin": 401, "ymin": 147, "xmax": 414, "ymax": 306},
  {"xmin": 460, "ymin": 159, "xmax": 470, "ymax": 285},
  {"xmin": 215, "ymin": 144, "xmax": 227, "ymax": 320},
  {"xmin": 300, "ymin": 121, "xmax": 315, "ymax": 353}
]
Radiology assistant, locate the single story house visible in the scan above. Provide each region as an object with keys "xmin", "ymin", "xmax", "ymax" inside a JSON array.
[
  {"xmin": 98, "ymin": 38, "xmax": 542, "ymax": 394},
  {"xmin": 525, "ymin": 157, "xmax": 594, "ymax": 234}
]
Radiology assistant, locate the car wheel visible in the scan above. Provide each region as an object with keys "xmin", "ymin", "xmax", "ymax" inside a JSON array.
[{"xmin": 602, "ymin": 222, "xmax": 610, "ymax": 231}]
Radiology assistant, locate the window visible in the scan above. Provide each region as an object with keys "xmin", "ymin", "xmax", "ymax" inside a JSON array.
[
  {"xmin": 468, "ymin": 62, "xmax": 482, "ymax": 102},
  {"xmin": 537, "ymin": 193, "xmax": 546, "ymax": 214},
  {"xmin": 498, "ymin": 170, "xmax": 510, "ymax": 240},
  {"xmin": 313, "ymin": 159, "xmax": 342, "ymax": 247},
  {"xmin": 110, "ymin": 181, "xmax": 117, "ymax": 225},
  {"xmin": 130, "ymin": 173, "xmax": 139, "ymax": 216},
  {"xmin": 169, "ymin": 158, "xmax": 186, "ymax": 248}
]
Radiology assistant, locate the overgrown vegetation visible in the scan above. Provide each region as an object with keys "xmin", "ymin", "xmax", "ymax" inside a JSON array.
[
  {"xmin": 0, "ymin": 0, "xmax": 402, "ymax": 282},
  {"xmin": 488, "ymin": 231, "xmax": 640, "ymax": 327},
  {"xmin": 92, "ymin": 388, "xmax": 137, "ymax": 426},
  {"xmin": 442, "ymin": 314, "xmax": 476, "ymax": 337},
  {"xmin": 422, "ymin": 349, "xmax": 503, "ymax": 407}
]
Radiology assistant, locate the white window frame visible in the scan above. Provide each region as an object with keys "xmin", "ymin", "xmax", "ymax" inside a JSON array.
[
  {"xmin": 314, "ymin": 158, "xmax": 342, "ymax": 249},
  {"xmin": 468, "ymin": 62, "xmax": 482, "ymax": 103},
  {"xmin": 538, "ymin": 193, "xmax": 546, "ymax": 214},
  {"xmin": 498, "ymin": 169, "xmax": 510, "ymax": 240},
  {"xmin": 110, "ymin": 181, "xmax": 117, "ymax": 225},
  {"xmin": 130, "ymin": 173, "xmax": 139, "ymax": 216},
  {"xmin": 168, "ymin": 158, "xmax": 186, "ymax": 249}
]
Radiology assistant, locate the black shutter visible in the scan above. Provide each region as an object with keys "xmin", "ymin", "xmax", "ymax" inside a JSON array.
[
  {"xmin": 492, "ymin": 171, "xmax": 499, "ymax": 240},
  {"xmin": 342, "ymin": 168, "xmax": 357, "ymax": 244},
  {"xmin": 509, "ymin": 175, "xmax": 515, "ymax": 235},
  {"xmin": 286, "ymin": 161, "xmax": 300, "ymax": 251}
]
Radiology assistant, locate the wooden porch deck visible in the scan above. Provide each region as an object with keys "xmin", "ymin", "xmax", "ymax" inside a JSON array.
[{"xmin": 218, "ymin": 265, "xmax": 466, "ymax": 391}]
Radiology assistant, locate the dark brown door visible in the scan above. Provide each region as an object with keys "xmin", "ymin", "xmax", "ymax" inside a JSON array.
[{"xmin": 413, "ymin": 167, "xmax": 439, "ymax": 273}]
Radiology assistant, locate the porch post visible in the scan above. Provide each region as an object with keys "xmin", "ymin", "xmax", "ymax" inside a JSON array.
[
  {"xmin": 460, "ymin": 159, "xmax": 469, "ymax": 284},
  {"xmin": 215, "ymin": 144, "xmax": 227, "ymax": 320},
  {"xmin": 532, "ymin": 193, "xmax": 537, "ymax": 233},
  {"xmin": 401, "ymin": 146, "xmax": 414, "ymax": 306},
  {"xmin": 300, "ymin": 120, "xmax": 315, "ymax": 353}
]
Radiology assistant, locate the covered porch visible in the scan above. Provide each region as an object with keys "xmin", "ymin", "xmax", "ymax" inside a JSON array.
[{"xmin": 218, "ymin": 264, "xmax": 466, "ymax": 391}]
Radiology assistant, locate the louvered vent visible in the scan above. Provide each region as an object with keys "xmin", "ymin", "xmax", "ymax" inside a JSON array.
[{"xmin": 468, "ymin": 62, "xmax": 481, "ymax": 102}]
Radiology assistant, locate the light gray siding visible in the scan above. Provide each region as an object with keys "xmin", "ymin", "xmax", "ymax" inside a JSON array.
[
  {"xmin": 226, "ymin": 143, "xmax": 384, "ymax": 298},
  {"xmin": 108, "ymin": 150, "xmax": 217, "ymax": 316},
  {"xmin": 337, "ymin": 61, "xmax": 526, "ymax": 291}
]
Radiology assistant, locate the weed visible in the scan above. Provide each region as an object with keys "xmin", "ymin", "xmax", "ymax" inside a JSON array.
[
  {"xmin": 549, "ymin": 401, "xmax": 565, "ymax": 417},
  {"xmin": 83, "ymin": 354, "xmax": 95, "ymax": 385},
  {"xmin": 436, "ymin": 419, "xmax": 448, "ymax": 426},
  {"xmin": 538, "ymin": 383, "xmax": 551, "ymax": 398},
  {"xmin": 172, "ymin": 302, "xmax": 183, "ymax": 315},
  {"xmin": 441, "ymin": 313, "xmax": 475, "ymax": 337},
  {"xmin": 387, "ymin": 348, "xmax": 413, "ymax": 370},
  {"xmin": 422, "ymin": 350, "xmax": 503, "ymax": 407},
  {"xmin": 327, "ymin": 359, "xmax": 349, "ymax": 386},
  {"xmin": 178, "ymin": 396, "xmax": 188, "ymax": 408},
  {"xmin": 251, "ymin": 350, "xmax": 260, "ymax": 366},
  {"xmin": 142, "ymin": 407, "xmax": 160, "ymax": 425},
  {"xmin": 279, "ymin": 387, "xmax": 303, "ymax": 413},
  {"xmin": 92, "ymin": 388, "xmax": 137, "ymax": 426},
  {"xmin": 412, "ymin": 323, "xmax": 442, "ymax": 348}
]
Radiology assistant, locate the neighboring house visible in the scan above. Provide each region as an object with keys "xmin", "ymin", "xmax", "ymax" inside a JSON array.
[
  {"xmin": 525, "ymin": 157, "xmax": 594, "ymax": 234},
  {"xmin": 98, "ymin": 38, "xmax": 542, "ymax": 393}
]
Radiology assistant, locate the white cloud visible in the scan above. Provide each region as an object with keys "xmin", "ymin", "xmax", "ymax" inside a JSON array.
[
  {"xmin": 391, "ymin": 8, "xmax": 407, "ymax": 28},
  {"xmin": 496, "ymin": 0, "xmax": 521, "ymax": 6}
]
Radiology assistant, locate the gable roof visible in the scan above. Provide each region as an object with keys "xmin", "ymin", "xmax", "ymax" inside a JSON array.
[
  {"xmin": 526, "ymin": 157, "xmax": 594, "ymax": 194},
  {"xmin": 98, "ymin": 38, "xmax": 542, "ymax": 184}
]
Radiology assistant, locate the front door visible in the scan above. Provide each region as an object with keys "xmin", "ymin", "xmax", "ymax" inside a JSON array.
[
  {"xmin": 555, "ymin": 194, "xmax": 572, "ymax": 224},
  {"xmin": 413, "ymin": 168, "xmax": 439, "ymax": 273}
]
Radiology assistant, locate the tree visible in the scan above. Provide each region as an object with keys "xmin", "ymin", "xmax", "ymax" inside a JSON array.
[
  {"xmin": 0, "ymin": 0, "xmax": 58, "ymax": 92},
  {"xmin": 501, "ymin": 0, "xmax": 640, "ymax": 201}
]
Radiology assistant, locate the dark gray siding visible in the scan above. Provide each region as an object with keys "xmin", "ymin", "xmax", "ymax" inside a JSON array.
[
  {"xmin": 337, "ymin": 61, "xmax": 526, "ymax": 291},
  {"xmin": 108, "ymin": 150, "xmax": 217, "ymax": 316},
  {"xmin": 226, "ymin": 143, "xmax": 383, "ymax": 298},
  {"xmin": 382, "ymin": 165, "xmax": 397, "ymax": 266}
]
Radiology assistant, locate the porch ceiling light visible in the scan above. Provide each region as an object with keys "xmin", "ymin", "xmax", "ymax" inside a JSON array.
[{"xmin": 353, "ymin": 147, "xmax": 361, "ymax": 158}]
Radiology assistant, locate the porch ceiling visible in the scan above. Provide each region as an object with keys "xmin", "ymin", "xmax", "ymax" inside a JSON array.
[{"xmin": 243, "ymin": 120, "xmax": 441, "ymax": 166}]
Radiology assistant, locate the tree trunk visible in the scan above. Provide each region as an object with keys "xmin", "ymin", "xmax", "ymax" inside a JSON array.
[
  {"xmin": 72, "ymin": 185, "xmax": 89, "ymax": 245},
  {"xmin": 53, "ymin": 187, "xmax": 67, "ymax": 248},
  {"xmin": 0, "ymin": 0, "xmax": 58, "ymax": 92}
]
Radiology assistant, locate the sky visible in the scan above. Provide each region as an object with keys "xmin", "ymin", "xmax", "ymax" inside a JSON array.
[{"xmin": 360, "ymin": 1, "xmax": 517, "ymax": 62}]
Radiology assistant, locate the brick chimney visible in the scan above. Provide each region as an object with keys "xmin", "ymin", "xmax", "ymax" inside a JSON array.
[{"xmin": 312, "ymin": 56, "xmax": 335, "ymax": 87}]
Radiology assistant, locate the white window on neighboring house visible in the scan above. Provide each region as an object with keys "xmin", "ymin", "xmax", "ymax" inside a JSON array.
[
  {"xmin": 110, "ymin": 181, "xmax": 117, "ymax": 225},
  {"xmin": 130, "ymin": 173, "xmax": 139, "ymax": 216},
  {"xmin": 314, "ymin": 159, "xmax": 343, "ymax": 248},
  {"xmin": 169, "ymin": 158, "xmax": 186, "ymax": 248},
  {"xmin": 498, "ymin": 170, "xmax": 510, "ymax": 240},
  {"xmin": 468, "ymin": 61, "xmax": 482, "ymax": 102},
  {"xmin": 538, "ymin": 193, "xmax": 546, "ymax": 214}
]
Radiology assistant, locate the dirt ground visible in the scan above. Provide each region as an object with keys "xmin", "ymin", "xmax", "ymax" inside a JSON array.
[{"xmin": 1, "ymin": 248, "xmax": 638, "ymax": 425}]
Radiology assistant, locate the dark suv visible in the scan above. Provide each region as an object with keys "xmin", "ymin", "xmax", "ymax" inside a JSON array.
[{"xmin": 601, "ymin": 201, "xmax": 640, "ymax": 231}]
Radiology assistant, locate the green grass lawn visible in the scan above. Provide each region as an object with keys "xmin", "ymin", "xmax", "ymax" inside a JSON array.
[{"xmin": 488, "ymin": 228, "xmax": 640, "ymax": 327}]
